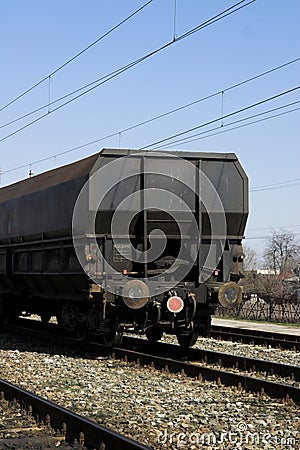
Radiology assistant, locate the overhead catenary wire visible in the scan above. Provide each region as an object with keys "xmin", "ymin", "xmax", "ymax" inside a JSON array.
[
  {"xmin": 0, "ymin": 0, "xmax": 255, "ymax": 131},
  {"xmin": 162, "ymin": 108, "xmax": 300, "ymax": 149},
  {"xmin": 245, "ymin": 233, "xmax": 300, "ymax": 240},
  {"xmin": 244, "ymin": 224, "xmax": 300, "ymax": 241},
  {"xmin": 140, "ymin": 86, "xmax": 300, "ymax": 150},
  {"xmin": 2, "ymin": 106, "xmax": 299, "ymax": 179},
  {"xmin": 247, "ymin": 225, "xmax": 300, "ymax": 231},
  {"xmin": 1, "ymin": 54, "xmax": 299, "ymax": 134},
  {"xmin": 2, "ymin": 104, "xmax": 299, "ymax": 183},
  {"xmin": 0, "ymin": 0, "xmax": 154, "ymax": 113},
  {"xmin": 158, "ymin": 103, "xmax": 300, "ymax": 149},
  {"xmin": 1, "ymin": 91, "xmax": 299, "ymax": 184},
  {"xmin": 0, "ymin": 0, "xmax": 255, "ymax": 144},
  {"xmin": 251, "ymin": 178, "xmax": 300, "ymax": 191},
  {"xmin": 1, "ymin": 53, "xmax": 298, "ymax": 172}
]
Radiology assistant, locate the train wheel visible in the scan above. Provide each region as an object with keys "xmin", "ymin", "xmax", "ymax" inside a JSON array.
[
  {"xmin": 101, "ymin": 331, "xmax": 123, "ymax": 347},
  {"xmin": 176, "ymin": 329, "xmax": 199, "ymax": 348},
  {"xmin": 145, "ymin": 327, "xmax": 163, "ymax": 343}
]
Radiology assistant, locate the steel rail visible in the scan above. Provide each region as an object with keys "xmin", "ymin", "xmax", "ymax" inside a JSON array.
[
  {"xmin": 210, "ymin": 325, "xmax": 300, "ymax": 351},
  {"xmin": 0, "ymin": 378, "xmax": 150, "ymax": 450},
  {"xmin": 121, "ymin": 336, "xmax": 300, "ymax": 381},
  {"xmin": 110, "ymin": 345, "xmax": 300, "ymax": 405}
]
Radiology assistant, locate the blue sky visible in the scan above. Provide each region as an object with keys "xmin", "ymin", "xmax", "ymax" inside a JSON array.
[{"xmin": 0, "ymin": 0, "xmax": 299, "ymax": 258}]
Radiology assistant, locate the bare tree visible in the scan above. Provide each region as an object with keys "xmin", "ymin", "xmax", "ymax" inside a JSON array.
[
  {"xmin": 241, "ymin": 245, "xmax": 260, "ymax": 295},
  {"xmin": 257, "ymin": 230, "xmax": 299, "ymax": 303},
  {"xmin": 243, "ymin": 245, "xmax": 259, "ymax": 271},
  {"xmin": 263, "ymin": 229, "xmax": 299, "ymax": 275},
  {"xmin": 242, "ymin": 231, "xmax": 299, "ymax": 302}
]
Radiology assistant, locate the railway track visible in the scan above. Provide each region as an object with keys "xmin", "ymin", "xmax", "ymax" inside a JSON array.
[
  {"xmin": 113, "ymin": 340, "xmax": 300, "ymax": 405},
  {"xmin": 122, "ymin": 336, "xmax": 300, "ymax": 381},
  {"xmin": 2, "ymin": 320, "xmax": 300, "ymax": 406},
  {"xmin": 210, "ymin": 324, "xmax": 300, "ymax": 351},
  {"xmin": 0, "ymin": 378, "xmax": 150, "ymax": 450}
]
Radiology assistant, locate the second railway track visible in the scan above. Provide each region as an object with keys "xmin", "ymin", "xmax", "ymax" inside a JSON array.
[
  {"xmin": 2, "ymin": 320, "xmax": 300, "ymax": 406},
  {"xmin": 122, "ymin": 336, "xmax": 300, "ymax": 381},
  {"xmin": 210, "ymin": 324, "xmax": 300, "ymax": 351}
]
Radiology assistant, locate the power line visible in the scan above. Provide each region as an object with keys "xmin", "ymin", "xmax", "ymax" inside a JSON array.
[
  {"xmin": 140, "ymin": 86, "xmax": 300, "ymax": 149},
  {"xmin": 0, "ymin": 0, "xmax": 254, "ymax": 131},
  {"xmin": 251, "ymin": 178, "xmax": 300, "ymax": 191},
  {"xmin": 164, "ymin": 108, "xmax": 300, "ymax": 149},
  {"xmin": 245, "ymin": 233, "xmax": 300, "ymax": 240},
  {"xmin": 157, "ymin": 101, "xmax": 300, "ymax": 149},
  {"xmin": 247, "ymin": 225, "xmax": 300, "ymax": 231},
  {"xmin": 2, "ymin": 54, "xmax": 299, "ymax": 134},
  {"xmin": 251, "ymin": 180, "xmax": 300, "ymax": 192},
  {"xmin": 0, "ymin": 0, "xmax": 154, "ymax": 113},
  {"xmin": 0, "ymin": 0, "xmax": 255, "ymax": 144},
  {"xmin": 246, "ymin": 226, "xmax": 300, "ymax": 240},
  {"xmin": 2, "ymin": 57, "xmax": 297, "ymax": 180},
  {"xmin": 2, "ymin": 93, "xmax": 299, "ymax": 181},
  {"xmin": 1, "ymin": 61, "xmax": 293, "ymax": 174},
  {"xmin": 225, "ymin": 57, "xmax": 300, "ymax": 93}
]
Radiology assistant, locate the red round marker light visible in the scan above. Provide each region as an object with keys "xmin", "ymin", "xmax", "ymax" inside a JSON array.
[{"xmin": 167, "ymin": 296, "xmax": 184, "ymax": 313}]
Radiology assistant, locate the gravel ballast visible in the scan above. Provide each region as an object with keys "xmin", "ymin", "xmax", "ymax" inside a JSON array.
[{"xmin": 0, "ymin": 332, "xmax": 299, "ymax": 449}]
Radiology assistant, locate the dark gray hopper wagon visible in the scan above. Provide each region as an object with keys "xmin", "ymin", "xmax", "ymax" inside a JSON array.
[{"xmin": 0, "ymin": 149, "xmax": 248, "ymax": 346}]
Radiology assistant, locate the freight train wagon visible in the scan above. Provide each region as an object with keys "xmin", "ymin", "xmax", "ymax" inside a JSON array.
[{"xmin": 0, "ymin": 149, "xmax": 248, "ymax": 346}]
